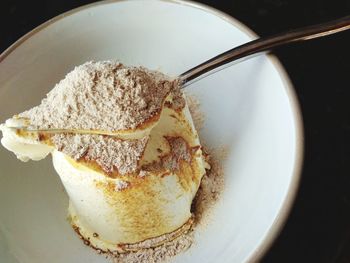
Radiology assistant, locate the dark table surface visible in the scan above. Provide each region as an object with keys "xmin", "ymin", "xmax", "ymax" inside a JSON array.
[{"xmin": 1, "ymin": 1, "xmax": 350, "ymax": 262}]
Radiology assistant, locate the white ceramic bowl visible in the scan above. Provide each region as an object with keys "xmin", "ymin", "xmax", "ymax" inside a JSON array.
[{"xmin": 0, "ymin": 1, "xmax": 303, "ymax": 262}]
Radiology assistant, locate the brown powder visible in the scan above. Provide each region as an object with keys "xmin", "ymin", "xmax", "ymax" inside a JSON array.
[
  {"xmin": 138, "ymin": 170, "xmax": 149, "ymax": 178},
  {"xmin": 72, "ymin": 218, "xmax": 194, "ymax": 263},
  {"xmin": 192, "ymin": 146, "xmax": 226, "ymax": 225},
  {"xmin": 18, "ymin": 61, "xmax": 185, "ymax": 174},
  {"xmin": 20, "ymin": 61, "xmax": 177, "ymax": 131},
  {"xmin": 115, "ymin": 180, "xmax": 130, "ymax": 191},
  {"xmin": 186, "ymin": 94, "xmax": 227, "ymax": 224},
  {"xmin": 161, "ymin": 137, "xmax": 192, "ymax": 171},
  {"xmin": 186, "ymin": 93, "xmax": 205, "ymax": 131},
  {"xmin": 167, "ymin": 83, "xmax": 186, "ymax": 111},
  {"xmin": 52, "ymin": 133, "xmax": 148, "ymax": 175},
  {"xmin": 113, "ymin": 230, "xmax": 194, "ymax": 263},
  {"xmin": 119, "ymin": 217, "xmax": 193, "ymax": 252}
]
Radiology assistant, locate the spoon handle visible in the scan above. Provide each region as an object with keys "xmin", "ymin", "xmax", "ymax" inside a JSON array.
[{"xmin": 180, "ymin": 15, "xmax": 350, "ymax": 87}]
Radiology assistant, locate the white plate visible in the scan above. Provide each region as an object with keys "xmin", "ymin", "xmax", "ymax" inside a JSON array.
[{"xmin": 0, "ymin": 1, "xmax": 303, "ymax": 262}]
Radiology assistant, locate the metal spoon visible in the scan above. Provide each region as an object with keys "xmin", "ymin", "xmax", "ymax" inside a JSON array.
[
  {"xmin": 9, "ymin": 15, "xmax": 350, "ymax": 137},
  {"xmin": 180, "ymin": 15, "xmax": 350, "ymax": 87}
]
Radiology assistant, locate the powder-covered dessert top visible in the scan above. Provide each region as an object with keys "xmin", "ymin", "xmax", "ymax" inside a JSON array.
[{"xmin": 20, "ymin": 61, "xmax": 177, "ymax": 131}]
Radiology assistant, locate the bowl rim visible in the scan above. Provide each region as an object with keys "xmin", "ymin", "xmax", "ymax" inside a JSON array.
[{"xmin": 0, "ymin": 0, "xmax": 304, "ymax": 262}]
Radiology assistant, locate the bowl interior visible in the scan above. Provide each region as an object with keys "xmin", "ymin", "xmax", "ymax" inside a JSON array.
[{"xmin": 0, "ymin": 1, "xmax": 301, "ymax": 263}]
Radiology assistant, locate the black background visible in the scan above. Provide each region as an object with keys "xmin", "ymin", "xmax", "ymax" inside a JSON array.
[{"xmin": 1, "ymin": 1, "xmax": 350, "ymax": 262}]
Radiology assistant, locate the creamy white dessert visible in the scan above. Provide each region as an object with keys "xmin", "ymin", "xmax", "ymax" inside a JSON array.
[{"xmin": 0, "ymin": 61, "xmax": 208, "ymax": 254}]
